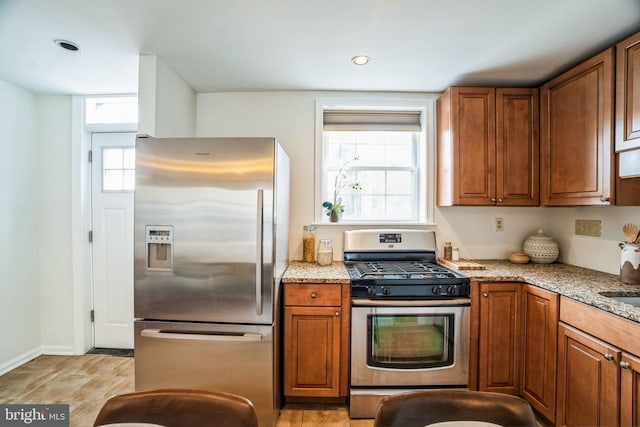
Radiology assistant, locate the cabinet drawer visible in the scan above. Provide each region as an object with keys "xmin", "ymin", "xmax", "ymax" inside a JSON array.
[{"xmin": 284, "ymin": 284, "xmax": 342, "ymax": 306}]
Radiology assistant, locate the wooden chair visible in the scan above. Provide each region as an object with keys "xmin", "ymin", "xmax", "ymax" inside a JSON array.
[
  {"xmin": 93, "ymin": 388, "xmax": 259, "ymax": 427},
  {"xmin": 374, "ymin": 390, "xmax": 537, "ymax": 427}
]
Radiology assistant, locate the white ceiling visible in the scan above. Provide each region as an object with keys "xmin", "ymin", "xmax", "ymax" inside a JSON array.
[{"xmin": 1, "ymin": 0, "xmax": 639, "ymax": 95}]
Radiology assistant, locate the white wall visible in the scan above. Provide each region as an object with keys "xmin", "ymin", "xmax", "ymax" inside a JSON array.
[
  {"xmin": 138, "ymin": 55, "xmax": 196, "ymax": 137},
  {"xmin": 196, "ymin": 91, "xmax": 439, "ymax": 260},
  {"xmin": 0, "ymin": 81, "xmax": 41, "ymax": 373},
  {"xmin": 196, "ymin": 90, "xmax": 640, "ymax": 275},
  {"xmin": 38, "ymin": 96, "xmax": 74, "ymax": 354}
]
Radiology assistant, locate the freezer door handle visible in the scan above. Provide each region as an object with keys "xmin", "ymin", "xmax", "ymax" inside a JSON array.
[
  {"xmin": 256, "ymin": 188, "xmax": 264, "ymax": 316},
  {"xmin": 140, "ymin": 328, "xmax": 263, "ymax": 342}
]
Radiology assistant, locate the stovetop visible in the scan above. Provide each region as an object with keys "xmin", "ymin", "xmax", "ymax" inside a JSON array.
[
  {"xmin": 347, "ymin": 261, "xmax": 460, "ymax": 280},
  {"xmin": 343, "ymin": 229, "xmax": 470, "ymax": 299}
]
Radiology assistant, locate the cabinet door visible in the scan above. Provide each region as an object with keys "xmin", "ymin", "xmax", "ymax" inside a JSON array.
[
  {"xmin": 621, "ymin": 352, "xmax": 640, "ymax": 427},
  {"xmin": 556, "ymin": 324, "xmax": 620, "ymax": 427},
  {"xmin": 449, "ymin": 87, "xmax": 496, "ymax": 205},
  {"xmin": 283, "ymin": 306, "xmax": 341, "ymax": 397},
  {"xmin": 496, "ymin": 89, "xmax": 539, "ymax": 206},
  {"xmin": 616, "ymin": 32, "xmax": 640, "ymax": 152},
  {"xmin": 540, "ymin": 48, "xmax": 615, "ymax": 206},
  {"xmin": 520, "ymin": 285, "xmax": 558, "ymax": 422},
  {"xmin": 478, "ymin": 282, "xmax": 521, "ymax": 394}
]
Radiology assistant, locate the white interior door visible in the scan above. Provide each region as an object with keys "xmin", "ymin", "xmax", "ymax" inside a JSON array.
[{"xmin": 91, "ymin": 132, "xmax": 135, "ymax": 348}]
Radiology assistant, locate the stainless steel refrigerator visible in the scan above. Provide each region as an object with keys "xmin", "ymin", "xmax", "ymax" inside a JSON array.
[{"xmin": 133, "ymin": 136, "xmax": 289, "ymax": 427}]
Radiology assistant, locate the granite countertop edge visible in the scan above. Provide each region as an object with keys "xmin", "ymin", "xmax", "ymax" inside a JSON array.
[
  {"xmin": 455, "ymin": 260, "xmax": 640, "ymax": 324},
  {"xmin": 282, "ymin": 259, "xmax": 640, "ymax": 324}
]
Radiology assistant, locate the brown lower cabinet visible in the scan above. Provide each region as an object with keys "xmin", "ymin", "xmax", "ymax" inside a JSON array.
[
  {"xmin": 473, "ymin": 281, "xmax": 522, "ymax": 394},
  {"xmin": 283, "ymin": 282, "xmax": 349, "ymax": 398},
  {"xmin": 521, "ymin": 285, "xmax": 558, "ymax": 422},
  {"xmin": 557, "ymin": 297, "xmax": 640, "ymax": 427},
  {"xmin": 621, "ymin": 352, "xmax": 640, "ymax": 426},
  {"xmin": 471, "ymin": 281, "xmax": 558, "ymax": 423},
  {"xmin": 556, "ymin": 324, "xmax": 620, "ymax": 426}
]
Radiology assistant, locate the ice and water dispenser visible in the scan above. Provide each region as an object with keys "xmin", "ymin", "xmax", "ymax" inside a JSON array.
[{"xmin": 145, "ymin": 226, "xmax": 173, "ymax": 272}]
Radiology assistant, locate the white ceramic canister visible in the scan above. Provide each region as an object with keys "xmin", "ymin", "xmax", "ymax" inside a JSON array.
[
  {"xmin": 523, "ymin": 229, "xmax": 559, "ymax": 264},
  {"xmin": 620, "ymin": 243, "xmax": 640, "ymax": 286}
]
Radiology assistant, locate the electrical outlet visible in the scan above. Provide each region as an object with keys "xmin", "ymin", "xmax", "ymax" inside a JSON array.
[
  {"xmin": 495, "ymin": 217, "xmax": 504, "ymax": 232},
  {"xmin": 575, "ymin": 219, "xmax": 602, "ymax": 237}
]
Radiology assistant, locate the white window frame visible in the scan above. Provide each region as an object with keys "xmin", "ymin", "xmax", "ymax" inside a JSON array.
[{"xmin": 314, "ymin": 97, "xmax": 436, "ymax": 225}]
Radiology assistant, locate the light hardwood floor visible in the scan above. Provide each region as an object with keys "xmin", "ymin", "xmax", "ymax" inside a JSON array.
[{"xmin": 0, "ymin": 355, "xmax": 373, "ymax": 427}]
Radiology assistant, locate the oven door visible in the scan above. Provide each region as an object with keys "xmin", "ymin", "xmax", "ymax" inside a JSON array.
[{"xmin": 351, "ymin": 299, "xmax": 470, "ymax": 387}]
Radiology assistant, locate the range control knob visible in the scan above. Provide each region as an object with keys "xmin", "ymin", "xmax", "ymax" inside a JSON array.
[
  {"xmin": 382, "ymin": 286, "xmax": 391, "ymax": 296},
  {"xmin": 431, "ymin": 286, "xmax": 440, "ymax": 295},
  {"xmin": 447, "ymin": 286, "xmax": 455, "ymax": 295},
  {"xmin": 367, "ymin": 287, "xmax": 376, "ymax": 297}
]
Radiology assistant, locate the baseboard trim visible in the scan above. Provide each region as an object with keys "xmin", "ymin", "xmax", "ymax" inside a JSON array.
[
  {"xmin": 41, "ymin": 345, "xmax": 75, "ymax": 356},
  {"xmin": 0, "ymin": 347, "xmax": 41, "ymax": 376}
]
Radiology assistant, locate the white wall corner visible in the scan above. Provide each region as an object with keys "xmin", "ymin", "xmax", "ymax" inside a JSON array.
[
  {"xmin": 154, "ymin": 57, "xmax": 197, "ymax": 137},
  {"xmin": 0, "ymin": 347, "xmax": 41, "ymax": 377},
  {"xmin": 138, "ymin": 54, "xmax": 158, "ymax": 137}
]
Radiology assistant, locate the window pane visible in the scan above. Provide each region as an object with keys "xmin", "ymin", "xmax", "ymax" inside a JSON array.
[
  {"xmin": 104, "ymin": 170, "xmax": 123, "ymax": 191},
  {"xmin": 85, "ymin": 96, "xmax": 138, "ymax": 124},
  {"xmin": 387, "ymin": 171, "xmax": 413, "ymax": 194},
  {"xmin": 123, "ymin": 148, "xmax": 135, "ymax": 169},
  {"xmin": 104, "ymin": 148, "xmax": 123, "ymax": 169},
  {"xmin": 123, "ymin": 170, "xmax": 135, "ymax": 190},
  {"xmin": 387, "ymin": 196, "xmax": 413, "ymax": 219}
]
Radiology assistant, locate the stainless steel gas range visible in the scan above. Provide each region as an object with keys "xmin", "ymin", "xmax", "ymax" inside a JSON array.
[{"xmin": 344, "ymin": 229, "xmax": 471, "ymax": 419}]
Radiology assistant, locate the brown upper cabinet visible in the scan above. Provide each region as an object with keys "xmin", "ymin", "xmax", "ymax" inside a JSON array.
[
  {"xmin": 615, "ymin": 31, "xmax": 640, "ymax": 205},
  {"xmin": 437, "ymin": 87, "xmax": 539, "ymax": 206},
  {"xmin": 540, "ymin": 48, "xmax": 615, "ymax": 206},
  {"xmin": 616, "ymin": 31, "xmax": 640, "ymax": 153}
]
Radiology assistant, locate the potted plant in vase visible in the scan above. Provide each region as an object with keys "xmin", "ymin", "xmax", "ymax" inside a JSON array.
[{"xmin": 322, "ymin": 158, "xmax": 361, "ymax": 222}]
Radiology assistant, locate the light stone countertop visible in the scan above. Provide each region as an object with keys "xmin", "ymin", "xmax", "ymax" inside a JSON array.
[
  {"xmin": 467, "ymin": 260, "xmax": 640, "ymax": 323},
  {"xmin": 282, "ymin": 261, "xmax": 351, "ymax": 284},
  {"xmin": 282, "ymin": 259, "xmax": 640, "ymax": 323}
]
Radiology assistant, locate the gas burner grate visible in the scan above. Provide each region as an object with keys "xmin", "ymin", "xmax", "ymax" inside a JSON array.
[{"xmin": 349, "ymin": 261, "xmax": 457, "ymax": 280}]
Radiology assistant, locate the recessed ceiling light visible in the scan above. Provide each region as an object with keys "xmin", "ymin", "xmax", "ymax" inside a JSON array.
[
  {"xmin": 54, "ymin": 39, "xmax": 80, "ymax": 52},
  {"xmin": 351, "ymin": 55, "xmax": 370, "ymax": 65}
]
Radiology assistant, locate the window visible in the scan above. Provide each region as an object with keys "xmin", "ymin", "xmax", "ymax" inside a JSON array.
[
  {"xmin": 85, "ymin": 96, "xmax": 138, "ymax": 124},
  {"xmin": 315, "ymin": 99, "xmax": 434, "ymax": 224},
  {"xmin": 102, "ymin": 147, "xmax": 135, "ymax": 191}
]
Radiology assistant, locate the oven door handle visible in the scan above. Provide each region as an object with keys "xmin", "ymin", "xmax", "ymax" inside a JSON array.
[{"xmin": 351, "ymin": 298, "xmax": 470, "ymax": 307}]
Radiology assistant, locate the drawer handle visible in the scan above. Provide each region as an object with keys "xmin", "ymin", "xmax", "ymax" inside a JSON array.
[
  {"xmin": 604, "ymin": 353, "xmax": 614, "ymax": 361},
  {"xmin": 620, "ymin": 361, "xmax": 631, "ymax": 370},
  {"xmin": 310, "ymin": 293, "xmax": 317, "ymax": 299}
]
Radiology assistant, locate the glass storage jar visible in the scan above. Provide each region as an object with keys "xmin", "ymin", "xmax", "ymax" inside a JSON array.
[
  {"xmin": 317, "ymin": 238, "xmax": 333, "ymax": 266},
  {"xmin": 302, "ymin": 225, "xmax": 316, "ymax": 262}
]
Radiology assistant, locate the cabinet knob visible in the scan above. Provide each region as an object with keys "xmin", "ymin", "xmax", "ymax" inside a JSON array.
[
  {"xmin": 497, "ymin": 198, "xmax": 504, "ymax": 203},
  {"xmin": 310, "ymin": 293, "xmax": 317, "ymax": 299},
  {"xmin": 335, "ymin": 311, "xmax": 341, "ymax": 317},
  {"xmin": 604, "ymin": 353, "xmax": 614, "ymax": 361},
  {"xmin": 482, "ymin": 292, "xmax": 489, "ymax": 297},
  {"xmin": 620, "ymin": 361, "xmax": 631, "ymax": 370},
  {"xmin": 600, "ymin": 197, "xmax": 610, "ymax": 203},
  {"xmin": 490, "ymin": 198, "xmax": 497, "ymax": 203}
]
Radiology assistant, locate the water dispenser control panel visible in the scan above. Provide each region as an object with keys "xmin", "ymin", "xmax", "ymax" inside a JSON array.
[{"xmin": 145, "ymin": 225, "xmax": 173, "ymax": 272}]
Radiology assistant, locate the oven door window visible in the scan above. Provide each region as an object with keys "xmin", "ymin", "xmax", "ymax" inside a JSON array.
[{"xmin": 367, "ymin": 313, "xmax": 454, "ymax": 369}]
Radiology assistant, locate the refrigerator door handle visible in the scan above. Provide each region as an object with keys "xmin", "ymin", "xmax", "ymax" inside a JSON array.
[
  {"xmin": 256, "ymin": 188, "xmax": 264, "ymax": 316},
  {"xmin": 140, "ymin": 329, "xmax": 263, "ymax": 342}
]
